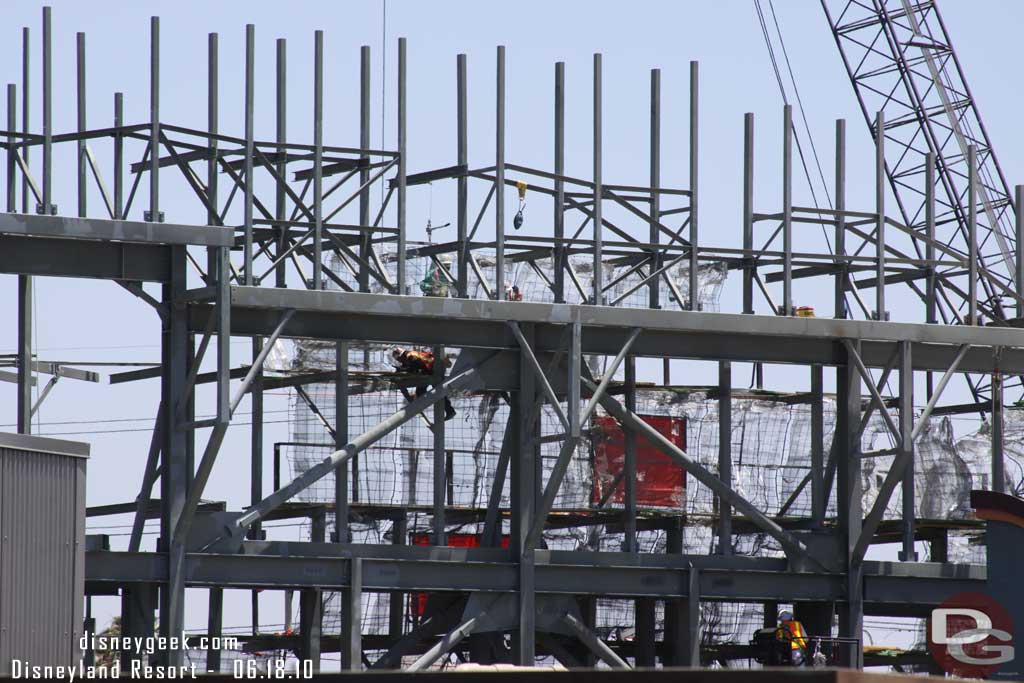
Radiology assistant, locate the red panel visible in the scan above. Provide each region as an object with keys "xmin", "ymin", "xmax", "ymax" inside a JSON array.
[
  {"xmin": 409, "ymin": 533, "xmax": 509, "ymax": 617},
  {"xmin": 591, "ymin": 414, "xmax": 686, "ymax": 508}
]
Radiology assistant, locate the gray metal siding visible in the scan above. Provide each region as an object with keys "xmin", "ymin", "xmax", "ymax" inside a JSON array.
[{"xmin": 0, "ymin": 441, "xmax": 87, "ymax": 673}]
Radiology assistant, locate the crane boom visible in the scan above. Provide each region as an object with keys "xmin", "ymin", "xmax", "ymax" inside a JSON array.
[{"xmin": 821, "ymin": 0, "xmax": 1020, "ymax": 402}]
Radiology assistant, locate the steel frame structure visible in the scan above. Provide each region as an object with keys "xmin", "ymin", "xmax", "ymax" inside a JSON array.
[{"xmin": 1, "ymin": 6, "xmax": 1022, "ymax": 672}]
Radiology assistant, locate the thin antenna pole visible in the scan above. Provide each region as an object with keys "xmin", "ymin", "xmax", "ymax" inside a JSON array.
[
  {"xmin": 396, "ymin": 37, "xmax": 407, "ymax": 294},
  {"xmin": 244, "ymin": 24, "xmax": 255, "ymax": 284},
  {"xmin": 689, "ymin": 61, "xmax": 699, "ymax": 310},
  {"xmin": 592, "ymin": 53, "xmax": 603, "ymax": 305},
  {"xmin": 495, "ymin": 45, "xmax": 505, "ymax": 300},
  {"xmin": 77, "ymin": 32, "xmax": 86, "ymax": 218},
  {"xmin": 313, "ymin": 30, "xmax": 324, "ymax": 290}
]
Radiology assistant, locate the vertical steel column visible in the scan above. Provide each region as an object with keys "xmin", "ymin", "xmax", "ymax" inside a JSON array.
[
  {"xmin": 495, "ymin": 45, "xmax": 506, "ymax": 300},
  {"xmin": 718, "ymin": 361, "xmax": 732, "ymax": 555},
  {"xmin": 114, "ymin": 93, "xmax": 123, "ymax": 219},
  {"xmin": 120, "ymin": 585, "xmax": 157, "ymax": 668},
  {"xmin": 968, "ymin": 145, "xmax": 978, "ymax": 325},
  {"xmin": 663, "ymin": 520, "xmax": 683, "ymax": 666},
  {"xmin": 592, "ymin": 53, "xmax": 603, "ymax": 305},
  {"xmin": 148, "ymin": 15, "xmax": 158, "ymax": 222},
  {"xmin": 76, "ymin": 32, "xmax": 86, "ymax": 217},
  {"xmin": 782, "ymin": 104, "xmax": 793, "ymax": 316},
  {"xmin": 432, "ymin": 345, "xmax": 446, "ymax": 545},
  {"xmin": 17, "ymin": 262, "xmax": 32, "ymax": 432},
  {"xmin": 649, "ymin": 69, "xmax": 661, "ymax": 310},
  {"xmin": 250, "ymin": 334, "xmax": 264, "ymax": 534},
  {"xmin": 875, "ymin": 111, "xmax": 885, "ymax": 320},
  {"xmin": 898, "ymin": 341, "xmax": 917, "ymax": 561},
  {"xmin": 206, "ymin": 588, "xmax": 223, "ymax": 672},
  {"xmin": 6, "ymin": 85, "xmax": 14, "ymax": 212},
  {"xmin": 152, "ymin": 19, "xmax": 185, "ymax": 654},
  {"xmin": 243, "ymin": 25, "xmax": 255, "ymax": 284},
  {"xmin": 335, "ymin": 342, "xmax": 350, "ymax": 543},
  {"xmin": 1016, "ymin": 184, "xmax": 1023, "ymax": 319},
  {"xmin": 635, "ymin": 598, "xmax": 656, "ymax": 667},
  {"xmin": 359, "ymin": 45, "xmax": 371, "ymax": 292},
  {"xmin": 687, "ymin": 567, "xmax": 701, "ymax": 666},
  {"xmin": 312, "ymin": 30, "xmax": 324, "ymax": 290},
  {"xmin": 160, "ymin": 245, "xmax": 188, "ymax": 665},
  {"xmin": 568, "ymin": 321, "xmax": 582, "ymax": 438},
  {"xmin": 926, "ymin": 154, "xmax": 936, "ymax": 396},
  {"xmin": 19, "ymin": 14, "xmax": 43, "ymax": 434},
  {"xmin": 42, "ymin": 7, "xmax": 51, "ymax": 215},
  {"xmin": 553, "ymin": 62, "xmax": 565, "ymax": 303},
  {"xmin": 993, "ymin": 364, "xmax": 1005, "ymax": 494},
  {"xmin": 667, "ymin": 566, "xmax": 701, "ymax": 666},
  {"xmin": 742, "ymin": 113, "xmax": 754, "ymax": 315},
  {"xmin": 925, "ymin": 154, "xmax": 938, "ymax": 325},
  {"xmin": 275, "ymin": 39, "xmax": 287, "ymax": 288},
  {"xmin": 284, "ymin": 591, "xmax": 293, "ymax": 632},
  {"xmin": 811, "ymin": 364, "xmax": 825, "ymax": 528},
  {"xmin": 249, "ymin": 30, "xmax": 265, "ymax": 626},
  {"xmin": 6, "ymin": 83, "xmax": 21, "ymax": 436},
  {"xmin": 388, "ymin": 511, "xmax": 406, "ymax": 644},
  {"xmin": 456, "ymin": 53, "xmax": 468, "ymax": 297},
  {"xmin": 688, "ymin": 61, "xmax": 699, "ymax": 310},
  {"xmin": 623, "ymin": 356, "xmax": 637, "ymax": 552},
  {"xmin": 185, "ymin": 335, "xmax": 196, "ymax": 485},
  {"xmin": 215, "ymin": 242, "xmax": 230, "ymax": 435},
  {"xmin": 396, "ymin": 37, "xmax": 407, "ymax": 294},
  {"xmin": 341, "ymin": 559, "xmax": 362, "ymax": 670},
  {"xmin": 299, "ymin": 589, "xmax": 323, "ymax": 672},
  {"xmin": 512, "ymin": 324, "xmax": 537, "ymax": 664},
  {"xmin": 21, "ymin": 27, "xmax": 29, "ymax": 214},
  {"xmin": 837, "ymin": 344, "xmax": 863, "ymax": 668},
  {"xmin": 835, "ymin": 119, "xmax": 846, "ymax": 319},
  {"xmin": 207, "ymin": 33, "xmax": 218, "ymax": 278},
  {"xmin": 83, "ymin": 599, "xmax": 95, "ymax": 667}
]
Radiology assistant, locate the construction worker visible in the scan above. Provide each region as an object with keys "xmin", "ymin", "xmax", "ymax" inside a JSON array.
[
  {"xmin": 775, "ymin": 610, "xmax": 808, "ymax": 666},
  {"xmin": 419, "ymin": 258, "xmax": 453, "ymax": 298},
  {"xmin": 506, "ymin": 285, "xmax": 523, "ymax": 302},
  {"xmin": 390, "ymin": 347, "xmax": 456, "ymax": 421}
]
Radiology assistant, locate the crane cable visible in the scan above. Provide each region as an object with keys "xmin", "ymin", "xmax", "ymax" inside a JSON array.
[
  {"xmin": 755, "ymin": 0, "xmax": 901, "ymax": 423},
  {"xmin": 754, "ymin": 0, "xmax": 834, "ymax": 218}
]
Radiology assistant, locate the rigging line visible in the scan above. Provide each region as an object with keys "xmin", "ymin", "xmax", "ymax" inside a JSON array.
[
  {"xmin": 767, "ymin": 0, "xmax": 833, "ymax": 210},
  {"xmin": 381, "ymin": 0, "xmax": 387, "ymax": 210},
  {"xmin": 35, "ymin": 418, "xmax": 291, "ymax": 437},
  {"xmin": 755, "ymin": 0, "xmax": 834, "ymax": 254},
  {"xmin": 0, "ymin": 408, "xmax": 293, "ymax": 429}
]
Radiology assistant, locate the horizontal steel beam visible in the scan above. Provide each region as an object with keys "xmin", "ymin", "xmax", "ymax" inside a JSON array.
[
  {"xmin": 85, "ymin": 546, "xmax": 984, "ymax": 607},
  {"xmin": 187, "ymin": 288, "xmax": 1024, "ymax": 373},
  {"xmin": 226, "ymin": 288, "xmax": 1024, "ymax": 349},
  {"xmin": 0, "ymin": 234, "xmax": 171, "ymax": 281},
  {"xmin": 0, "ymin": 212, "xmax": 233, "ymax": 246}
]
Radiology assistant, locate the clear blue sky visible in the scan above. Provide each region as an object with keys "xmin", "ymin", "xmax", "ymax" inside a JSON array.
[{"xmin": 1, "ymin": 0, "xmax": 1022, "ymax": 653}]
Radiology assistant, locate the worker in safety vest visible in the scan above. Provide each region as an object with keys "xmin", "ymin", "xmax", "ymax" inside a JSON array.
[
  {"xmin": 390, "ymin": 347, "xmax": 456, "ymax": 421},
  {"xmin": 419, "ymin": 258, "xmax": 453, "ymax": 298},
  {"xmin": 775, "ymin": 610, "xmax": 808, "ymax": 666}
]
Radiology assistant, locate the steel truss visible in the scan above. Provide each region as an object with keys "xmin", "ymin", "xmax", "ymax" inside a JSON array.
[
  {"xmin": 1, "ymin": 5, "xmax": 1021, "ymax": 672},
  {"xmin": 822, "ymin": 0, "xmax": 1023, "ymax": 406}
]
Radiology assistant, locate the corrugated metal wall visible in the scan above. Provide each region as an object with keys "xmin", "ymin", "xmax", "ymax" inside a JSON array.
[{"xmin": 0, "ymin": 433, "xmax": 88, "ymax": 674}]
